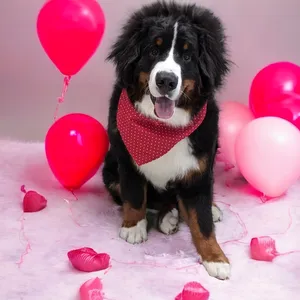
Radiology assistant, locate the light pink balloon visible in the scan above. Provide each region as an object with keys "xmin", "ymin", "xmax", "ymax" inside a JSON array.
[
  {"xmin": 219, "ymin": 101, "xmax": 254, "ymax": 165},
  {"xmin": 235, "ymin": 117, "xmax": 300, "ymax": 197}
]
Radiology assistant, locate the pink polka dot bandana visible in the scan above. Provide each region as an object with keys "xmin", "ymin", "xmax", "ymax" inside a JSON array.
[{"xmin": 116, "ymin": 89, "xmax": 207, "ymax": 166}]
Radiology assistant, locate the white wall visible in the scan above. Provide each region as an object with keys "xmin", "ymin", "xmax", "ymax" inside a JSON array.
[{"xmin": 1, "ymin": 0, "xmax": 299, "ymax": 141}]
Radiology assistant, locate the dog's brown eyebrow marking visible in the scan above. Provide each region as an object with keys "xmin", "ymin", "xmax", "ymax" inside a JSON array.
[
  {"xmin": 139, "ymin": 72, "xmax": 149, "ymax": 84},
  {"xmin": 156, "ymin": 38, "xmax": 163, "ymax": 46},
  {"xmin": 183, "ymin": 79, "xmax": 195, "ymax": 93},
  {"xmin": 183, "ymin": 43, "xmax": 189, "ymax": 50}
]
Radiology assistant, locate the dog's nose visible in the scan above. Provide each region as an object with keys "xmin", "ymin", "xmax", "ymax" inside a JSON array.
[{"xmin": 155, "ymin": 71, "xmax": 178, "ymax": 95}]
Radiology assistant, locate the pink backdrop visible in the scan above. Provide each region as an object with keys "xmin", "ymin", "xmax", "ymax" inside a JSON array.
[{"xmin": 0, "ymin": 0, "xmax": 300, "ymax": 141}]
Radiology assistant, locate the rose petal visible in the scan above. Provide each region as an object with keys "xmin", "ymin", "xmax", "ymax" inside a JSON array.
[
  {"xmin": 250, "ymin": 236, "xmax": 278, "ymax": 262},
  {"xmin": 23, "ymin": 191, "xmax": 47, "ymax": 213},
  {"xmin": 68, "ymin": 247, "xmax": 110, "ymax": 272},
  {"xmin": 176, "ymin": 282, "xmax": 209, "ymax": 300},
  {"xmin": 80, "ymin": 277, "xmax": 103, "ymax": 300}
]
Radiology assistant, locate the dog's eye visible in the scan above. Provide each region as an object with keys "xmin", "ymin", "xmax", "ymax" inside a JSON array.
[
  {"xmin": 183, "ymin": 54, "xmax": 191, "ymax": 61},
  {"xmin": 150, "ymin": 48, "xmax": 159, "ymax": 57}
]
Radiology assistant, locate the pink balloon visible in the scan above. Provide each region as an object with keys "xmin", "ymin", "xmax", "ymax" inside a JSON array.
[
  {"xmin": 249, "ymin": 61, "xmax": 300, "ymax": 121},
  {"xmin": 219, "ymin": 101, "xmax": 254, "ymax": 165},
  {"xmin": 235, "ymin": 117, "xmax": 300, "ymax": 197},
  {"xmin": 45, "ymin": 113, "xmax": 109, "ymax": 190},
  {"xmin": 37, "ymin": 0, "xmax": 106, "ymax": 76}
]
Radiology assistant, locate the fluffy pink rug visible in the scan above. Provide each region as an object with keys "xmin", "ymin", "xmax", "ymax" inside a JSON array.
[{"xmin": 1, "ymin": 139, "xmax": 300, "ymax": 300}]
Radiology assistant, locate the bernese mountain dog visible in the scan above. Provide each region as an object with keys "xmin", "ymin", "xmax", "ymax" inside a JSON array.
[{"xmin": 102, "ymin": 1, "xmax": 231, "ymax": 280}]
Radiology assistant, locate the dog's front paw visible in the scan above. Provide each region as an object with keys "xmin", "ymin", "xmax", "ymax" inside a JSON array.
[
  {"xmin": 202, "ymin": 261, "xmax": 231, "ymax": 280},
  {"xmin": 119, "ymin": 219, "xmax": 148, "ymax": 244},
  {"xmin": 158, "ymin": 208, "xmax": 179, "ymax": 235}
]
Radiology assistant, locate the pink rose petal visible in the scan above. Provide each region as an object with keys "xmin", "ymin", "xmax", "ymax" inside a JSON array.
[
  {"xmin": 23, "ymin": 190, "xmax": 47, "ymax": 213},
  {"xmin": 250, "ymin": 236, "xmax": 278, "ymax": 262},
  {"xmin": 80, "ymin": 277, "xmax": 103, "ymax": 300},
  {"xmin": 175, "ymin": 282, "xmax": 209, "ymax": 300},
  {"xmin": 68, "ymin": 247, "xmax": 110, "ymax": 272}
]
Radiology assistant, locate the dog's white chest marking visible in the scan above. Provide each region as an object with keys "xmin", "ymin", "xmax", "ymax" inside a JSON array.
[
  {"xmin": 135, "ymin": 95, "xmax": 199, "ymax": 190},
  {"xmin": 137, "ymin": 138, "xmax": 199, "ymax": 189}
]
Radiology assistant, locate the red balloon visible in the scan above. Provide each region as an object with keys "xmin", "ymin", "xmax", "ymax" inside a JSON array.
[
  {"xmin": 37, "ymin": 0, "xmax": 105, "ymax": 76},
  {"xmin": 249, "ymin": 62, "xmax": 300, "ymax": 129},
  {"xmin": 45, "ymin": 113, "xmax": 109, "ymax": 190}
]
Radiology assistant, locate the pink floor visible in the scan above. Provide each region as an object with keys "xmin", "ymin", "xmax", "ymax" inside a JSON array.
[{"xmin": 1, "ymin": 139, "xmax": 300, "ymax": 300}]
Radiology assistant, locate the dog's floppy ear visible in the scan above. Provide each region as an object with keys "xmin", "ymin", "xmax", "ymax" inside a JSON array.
[
  {"xmin": 193, "ymin": 8, "xmax": 230, "ymax": 90},
  {"xmin": 107, "ymin": 18, "xmax": 145, "ymax": 87}
]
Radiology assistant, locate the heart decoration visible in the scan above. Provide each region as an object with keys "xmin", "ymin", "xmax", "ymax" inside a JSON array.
[
  {"xmin": 175, "ymin": 282, "xmax": 210, "ymax": 300},
  {"xmin": 250, "ymin": 236, "xmax": 278, "ymax": 262},
  {"xmin": 21, "ymin": 185, "xmax": 47, "ymax": 213},
  {"xmin": 79, "ymin": 277, "xmax": 103, "ymax": 300},
  {"xmin": 67, "ymin": 247, "xmax": 110, "ymax": 272}
]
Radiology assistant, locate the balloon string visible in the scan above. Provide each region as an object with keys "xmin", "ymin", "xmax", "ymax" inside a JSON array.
[
  {"xmin": 71, "ymin": 190, "xmax": 79, "ymax": 201},
  {"xmin": 63, "ymin": 199, "xmax": 85, "ymax": 227},
  {"xmin": 63, "ymin": 190, "xmax": 87, "ymax": 227},
  {"xmin": 216, "ymin": 200, "xmax": 249, "ymax": 246},
  {"xmin": 269, "ymin": 208, "xmax": 293, "ymax": 236},
  {"xmin": 111, "ymin": 258, "xmax": 199, "ymax": 271},
  {"xmin": 54, "ymin": 75, "xmax": 71, "ymax": 122},
  {"xmin": 260, "ymin": 194, "xmax": 273, "ymax": 203},
  {"xmin": 277, "ymin": 249, "xmax": 300, "ymax": 257},
  {"xmin": 16, "ymin": 214, "xmax": 32, "ymax": 268}
]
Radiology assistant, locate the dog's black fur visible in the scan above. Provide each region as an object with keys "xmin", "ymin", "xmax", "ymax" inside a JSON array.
[{"xmin": 102, "ymin": 1, "xmax": 231, "ymax": 279}]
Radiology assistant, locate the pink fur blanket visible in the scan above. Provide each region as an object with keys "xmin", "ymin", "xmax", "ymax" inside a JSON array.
[{"xmin": 0, "ymin": 139, "xmax": 299, "ymax": 299}]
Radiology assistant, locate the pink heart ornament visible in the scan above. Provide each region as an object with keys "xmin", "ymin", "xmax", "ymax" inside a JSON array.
[
  {"xmin": 23, "ymin": 190, "xmax": 47, "ymax": 212},
  {"xmin": 175, "ymin": 282, "xmax": 210, "ymax": 300},
  {"xmin": 250, "ymin": 236, "xmax": 278, "ymax": 262},
  {"xmin": 67, "ymin": 247, "xmax": 110, "ymax": 272},
  {"xmin": 79, "ymin": 277, "xmax": 103, "ymax": 300}
]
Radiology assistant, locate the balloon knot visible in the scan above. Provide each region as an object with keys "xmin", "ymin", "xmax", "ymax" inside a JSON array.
[{"xmin": 20, "ymin": 185, "xmax": 27, "ymax": 194}]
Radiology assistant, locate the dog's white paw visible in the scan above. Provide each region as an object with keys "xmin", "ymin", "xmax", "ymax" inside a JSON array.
[
  {"xmin": 119, "ymin": 219, "xmax": 147, "ymax": 244},
  {"xmin": 202, "ymin": 261, "xmax": 231, "ymax": 280},
  {"xmin": 159, "ymin": 208, "xmax": 179, "ymax": 235},
  {"xmin": 212, "ymin": 205, "xmax": 223, "ymax": 222}
]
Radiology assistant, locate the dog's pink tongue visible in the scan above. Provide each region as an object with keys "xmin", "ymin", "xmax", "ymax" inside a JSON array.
[{"xmin": 154, "ymin": 97, "xmax": 175, "ymax": 119}]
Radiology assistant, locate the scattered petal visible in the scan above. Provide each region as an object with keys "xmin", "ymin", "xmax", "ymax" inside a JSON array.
[
  {"xmin": 68, "ymin": 247, "xmax": 110, "ymax": 272},
  {"xmin": 22, "ymin": 187, "xmax": 47, "ymax": 213},
  {"xmin": 176, "ymin": 282, "xmax": 209, "ymax": 300},
  {"xmin": 250, "ymin": 236, "xmax": 278, "ymax": 262},
  {"xmin": 80, "ymin": 277, "xmax": 103, "ymax": 300}
]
